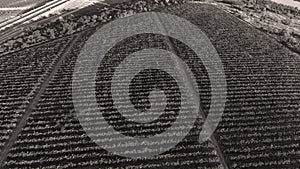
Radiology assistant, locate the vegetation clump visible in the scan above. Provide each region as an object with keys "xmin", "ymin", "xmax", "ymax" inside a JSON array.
[{"xmin": 0, "ymin": 0, "xmax": 186, "ymax": 54}]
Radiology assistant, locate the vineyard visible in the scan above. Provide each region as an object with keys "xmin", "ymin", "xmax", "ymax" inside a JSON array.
[
  {"xmin": 163, "ymin": 4, "xmax": 300, "ymax": 168},
  {"xmin": 0, "ymin": 36, "xmax": 73, "ymax": 151},
  {"xmin": 0, "ymin": 2, "xmax": 299, "ymax": 169}
]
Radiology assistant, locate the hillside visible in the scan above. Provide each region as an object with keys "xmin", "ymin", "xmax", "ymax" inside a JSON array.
[
  {"xmin": 0, "ymin": 1, "xmax": 299, "ymax": 169},
  {"xmin": 206, "ymin": 0, "xmax": 300, "ymax": 53}
]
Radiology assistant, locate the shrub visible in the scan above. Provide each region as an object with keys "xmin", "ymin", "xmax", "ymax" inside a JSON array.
[{"xmin": 0, "ymin": 0, "xmax": 187, "ymax": 54}]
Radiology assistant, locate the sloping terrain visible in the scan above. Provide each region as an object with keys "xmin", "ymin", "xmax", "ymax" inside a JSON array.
[
  {"xmin": 0, "ymin": 36, "xmax": 73, "ymax": 151},
  {"xmin": 163, "ymin": 4, "xmax": 300, "ymax": 168},
  {"xmin": 0, "ymin": 0, "xmax": 52, "ymax": 22},
  {"xmin": 0, "ymin": 3, "xmax": 299, "ymax": 169},
  {"xmin": 0, "ymin": 0, "xmax": 50, "ymax": 7}
]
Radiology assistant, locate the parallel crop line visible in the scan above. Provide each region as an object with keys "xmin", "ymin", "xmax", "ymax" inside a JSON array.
[
  {"xmin": 0, "ymin": 34, "xmax": 80, "ymax": 168},
  {"xmin": 153, "ymin": 12, "xmax": 230, "ymax": 169}
]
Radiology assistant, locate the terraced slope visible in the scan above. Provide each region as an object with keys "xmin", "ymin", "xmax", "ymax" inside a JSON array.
[{"xmin": 0, "ymin": 3, "xmax": 299, "ymax": 169}]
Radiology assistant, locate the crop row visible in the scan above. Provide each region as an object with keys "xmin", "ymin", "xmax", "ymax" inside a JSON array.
[
  {"xmin": 3, "ymin": 26, "xmax": 223, "ymax": 168},
  {"xmin": 0, "ymin": 36, "xmax": 72, "ymax": 151},
  {"xmin": 164, "ymin": 3, "xmax": 300, "ymax": 169},
  {"xmin": 3, "ymin": 3, "xmax": 300, "ymax": 169}
]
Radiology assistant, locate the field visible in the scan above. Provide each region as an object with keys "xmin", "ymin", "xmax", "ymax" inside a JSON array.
[
  {"xmin": 0, "ymin": 3, "xmax": 299, "ymax": 169},
  {"xmin": 0, "ymin": 0, "xmax": 53, "ymax": 22},
  {"xmin": 0, "ymin": 36, "xmax": 73, "ymax": 151},
  {"xmin": 163, "ymin": 4, "xmax": 300, "ymax": 168},
  {"xmin": 0, "ymin": 0, "xmax": 51, "ymax": 8},
  {"xmin": 0, "ymin": 11, "xmax": 20, "ymax": 22}
]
